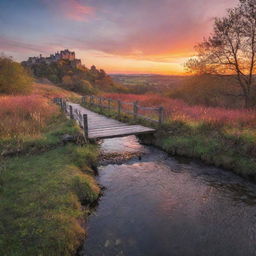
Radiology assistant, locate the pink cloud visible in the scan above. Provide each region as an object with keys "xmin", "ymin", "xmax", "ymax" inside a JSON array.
[
  {"xmin": 64, "ymin": 0, "xmax": 94, "ymax": 21},
  {"xmin": 42, "ymin": 0, "xmax": 94, "ymax": 21}
]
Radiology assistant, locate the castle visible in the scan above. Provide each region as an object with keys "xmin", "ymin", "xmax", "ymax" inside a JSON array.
[{"xmin": 24, "ymin": 49, "xmax": 82, "ymax": 68}]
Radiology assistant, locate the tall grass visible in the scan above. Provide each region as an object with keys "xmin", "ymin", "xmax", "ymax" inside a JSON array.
[
  {"xmin": 105, "ymin": 93, "xmax": 256, "ymax": 127},
  {"xmin": 0, "ymin": 95, "xmax": 58, "ymax": 138},
  {"xmin": 32, "ymin": 82, "xmax": 80, "ymax": 99}
]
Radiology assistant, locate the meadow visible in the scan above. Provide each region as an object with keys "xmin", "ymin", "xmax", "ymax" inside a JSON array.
[
  {"xmin": 0, "ymin": 82, "xmax": 80, "ymax": 139},
  {"xmin": 0, "ymin": 82, "xmax": 100, "ymax": 256}
]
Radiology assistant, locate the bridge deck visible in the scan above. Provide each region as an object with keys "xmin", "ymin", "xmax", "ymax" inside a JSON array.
[{"xmin": 67, "ymin": 102, "xmax": 155, "ymax": 139}]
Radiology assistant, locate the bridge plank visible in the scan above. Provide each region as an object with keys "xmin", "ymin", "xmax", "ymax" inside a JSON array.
[{"xmin": 67, "ymin": 102, "xmax": 155, "ymax": 139}]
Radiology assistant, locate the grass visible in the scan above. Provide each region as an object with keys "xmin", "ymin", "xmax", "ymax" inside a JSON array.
[
  {"xmin": 0, "ymin": 95, "xmax": 58, "ymax": 138},
  {"xmin": 32, "ymin": 82, "xmax": 81, "ymax": 101},
  {"xmin": 0, "ymin": 82, "xmax": 100, "ymax": 256},
  {"xmin": 0, "ymin": 144, "xmax": 99, "ymax": 256},
  {"xmin": 157, "ymin": 129, "xmax": 256, "ymax": 176},
  {"xmin": 0, "ymin": 82, "xmax": 81, "ymax": 139},
  {"xmin": 0, "ymin": 114, "xmax": 80, "ymax": 157}
]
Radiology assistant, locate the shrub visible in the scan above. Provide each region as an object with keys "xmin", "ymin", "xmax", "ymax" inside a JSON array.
[{"xmin": 0, "ymin": 56, "xmax": 33, "ymax": 95}]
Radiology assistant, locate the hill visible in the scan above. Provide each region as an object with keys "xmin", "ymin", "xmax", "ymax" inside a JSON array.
[{"xmin": 22, "ymin": 50, "xmax": 124, "ymax": 95}]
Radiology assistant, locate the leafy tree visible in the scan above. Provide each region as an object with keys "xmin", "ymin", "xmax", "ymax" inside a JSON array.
[
  {"xmin": 186, "ymin": 0, "xmax": 256, "ymax": 108},
  {"xmin": 0, "ymin": 57, "xmax": 33, "ymax": 95}
]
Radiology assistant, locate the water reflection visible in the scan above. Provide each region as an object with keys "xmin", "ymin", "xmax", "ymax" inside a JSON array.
[{"xmin": 80, "ymin": 136, "xmax": 256, "ymax": 256}]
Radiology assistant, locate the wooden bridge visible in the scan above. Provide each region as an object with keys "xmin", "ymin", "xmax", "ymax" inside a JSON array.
[{"xmin": 54, "ymin": 97, "xmax": 157, "ymax": 140}]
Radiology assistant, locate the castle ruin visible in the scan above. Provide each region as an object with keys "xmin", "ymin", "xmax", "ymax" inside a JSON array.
[{"xmin": 24, "ymin": 49, "xmax": 82, "ymax": 68}]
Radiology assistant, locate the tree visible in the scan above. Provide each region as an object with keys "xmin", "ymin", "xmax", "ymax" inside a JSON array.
[
  {"xmin": 186, "ymin": 0, "xmax": 256, "ymax": 108},
  {"xmin": 0, "ymin": 56, "xmax": 33, "ymax": 95}
]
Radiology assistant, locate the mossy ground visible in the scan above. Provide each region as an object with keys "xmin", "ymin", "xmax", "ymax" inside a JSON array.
[{"xmin": 0, "ymin": 114, "xmax": 100, "ymax": 256}]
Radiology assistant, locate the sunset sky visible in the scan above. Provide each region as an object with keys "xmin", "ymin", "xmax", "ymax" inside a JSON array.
[{"xmin": 0, "ymin": 0, "xmax": 238, "ymax": 75}]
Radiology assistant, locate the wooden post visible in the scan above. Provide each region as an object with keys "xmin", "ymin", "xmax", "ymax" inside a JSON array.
[
  {"xmin": 69, "ymin": 105, "xmax": 74, "ymax": 119},
  {"xmin": 158, "ymin": 107, "xmax": 164, "ymax": 125},
  {"xmin": 118, "ymin": 100, "xmax": 121, "ymax": 116},
  {"xmin": 63, "ymin": 100, "xmax": 67, "ymax": 112},
  {"xmin": 133, "ymin": 101, "xmax": 138, "ymax": 120},
  {"xmin": 99, "ymin": 97, "xmax": 102, "ymax": 110},
  {"xmin": 90, "ymin": 96, "xmax": 93, "ymax": 106},
  {"xmin": 60, "ymin": 98, "xmax": 64, "ymax": 110},
  {"xmin": 83, "ymin": 114, "xmax": 88, "ymax": 139},
  {"xmin": 108, "ymin": 99, "xmax": 111, "ymax": 112}
]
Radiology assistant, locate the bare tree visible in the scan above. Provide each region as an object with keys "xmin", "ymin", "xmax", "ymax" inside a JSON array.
[{"xmin": 186, "ymin": 0, "xmax": 256, "ymax": 108}]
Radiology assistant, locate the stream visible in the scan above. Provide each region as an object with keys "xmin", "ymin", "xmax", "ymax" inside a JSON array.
[{"xmin": 80, "ymin": 136, "xmax": 256, "ymax": 256}]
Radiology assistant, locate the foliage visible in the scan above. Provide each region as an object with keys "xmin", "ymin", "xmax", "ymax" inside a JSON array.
[
  {"xmin": 185, "ymin": 0, "xmax": 256, "ymax": 108},
  {"xmin": 0, "ymin": 56, "xmax": 33, "ymax": 95},
  {"xmin": 24, "ymin": 59, "xmax": 124, "ymax": 94}
]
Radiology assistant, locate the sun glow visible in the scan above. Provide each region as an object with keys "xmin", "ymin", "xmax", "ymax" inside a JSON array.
[{"xmin": 75, "ymin": 49, "xmax": 190, "ymax": 75}]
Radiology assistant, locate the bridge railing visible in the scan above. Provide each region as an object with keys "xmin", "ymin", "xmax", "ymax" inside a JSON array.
[
  {"xmin": 53, "ymin": 97, "xmax": 89, "ymax": 139},
  {"xmin": 81, "ymin": 95, "xmax": 164, "ymax": 125}
]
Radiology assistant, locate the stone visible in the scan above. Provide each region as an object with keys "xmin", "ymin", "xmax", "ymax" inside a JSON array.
[{"xmin": 61, "ymin": 134, "xmax": 75, "ymax": 144}]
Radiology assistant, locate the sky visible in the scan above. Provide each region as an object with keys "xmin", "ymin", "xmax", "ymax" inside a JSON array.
[{"xmin": 0, "ymin": 0, "xmax": 238, "ymax": 75}]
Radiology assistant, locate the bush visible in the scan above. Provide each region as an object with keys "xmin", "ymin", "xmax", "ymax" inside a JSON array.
[
  {"xmin": 0, "ymin": 57, "xmax": 33, "ymax": 95},
  {"xmin": 75, "ymin": 80, "xmax": 94, "ymax": 94}
]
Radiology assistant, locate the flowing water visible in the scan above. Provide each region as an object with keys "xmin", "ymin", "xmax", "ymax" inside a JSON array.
[{"xmin": 80, "ymin": 136, "xmax": 256, "ymax": 256}]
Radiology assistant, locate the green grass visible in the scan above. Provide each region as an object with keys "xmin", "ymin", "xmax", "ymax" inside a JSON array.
[
  {"xmin": 154, "ymin": 125, "xmax": 256, "ymax": 179},
  {"xmin": 0, "ymin": 114, "xmax": 100, "ymax": 256},
  {"xmin": 0, "ymin": 115, "xmax": 80, "ymax": 156}
]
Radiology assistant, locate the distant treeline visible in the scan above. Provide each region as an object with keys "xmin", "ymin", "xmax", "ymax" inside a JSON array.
[{"xmin": 112, "ymin": 74, "xmax": 256, "ymax": 109}]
